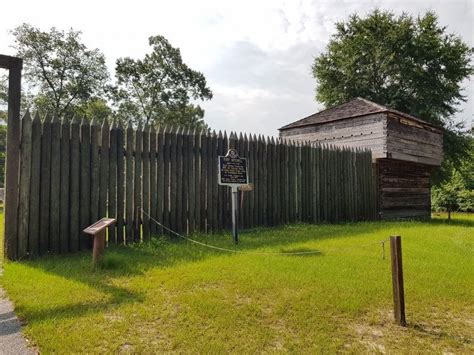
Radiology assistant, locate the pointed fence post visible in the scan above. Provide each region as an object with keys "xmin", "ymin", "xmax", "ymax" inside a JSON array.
[
  {"xmin": 99, "ymin": 118, "xmax": 110, "ymax": 221},
  {"xmin": 80, "ymin": 117, "xmax": 92, "ymax": 250},
  {"xmin": 90, "ymin": 118, "xmax": 100, "ymax": 225},
  {"xmin": 39, "ymin": 114, "xmax": 52, "ymax": 254},
  {"xmin": 70, "ymin": 115, "xmax": 81, "ymax": 252},
  {"xmin": 60, "ymin": 117, "xmax": 71, "ymax": 253},
  {"xmin": 199, "ymin": 129, "xmax": 207, "ymax": 232},
  {"xmin": 142, "ymin": 124, "xmax": 150, "ymax": 240},
  {"xmin": 125, "ymin": 121, "xmax": 134, "ymax": 244},
  {"xmin": 134, "ymin": 123, "xmax": 143, "ymax": 242},
  {"xmin": 149, "ymin": 125, "xmax": 157, "ymax": 235},
  {"xmin": 49, "ymin": 114, "xmax": 61, "ymax": 253},
  {"xmin": 116, "ymin": 120, "xmax": 125, "ymax": 244},
  {"xmin": 108, "ymin": 119, "xmax": 118, "ymax": 243},
  {"xmin": 156, "ymin": 126, "xmax": 165, "ymax": 235},
  {"xmin": 18, "ymin": 111, "xmax": 32, "ymax": 258},
  {"xmin": 29, "ymin": 112, "xmax": 42, "ymax": 257}
]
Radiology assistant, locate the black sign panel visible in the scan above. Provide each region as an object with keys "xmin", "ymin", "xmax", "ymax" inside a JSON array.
[{"xmin": 218, "ymin": 149, "xmax": 248, "ymax": 186}]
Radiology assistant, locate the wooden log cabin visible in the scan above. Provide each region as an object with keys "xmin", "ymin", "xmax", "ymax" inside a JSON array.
[{"xmin": 279, "ymin": 97, "xmax": 443, "ymax": 220}]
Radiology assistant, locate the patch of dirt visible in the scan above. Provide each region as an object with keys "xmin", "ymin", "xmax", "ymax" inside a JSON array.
[
  {"xmin": 351, "ymin": 312, "xmax": 389, "ymax": 354},
  {"xmin": 345, "ymin": 308, "xmax": 474, "ymax": 353},
  {"xmin": 118, "ymin": 343, "xmax": 134, "ymax": 353},
  {"xmin": 103, "ymin": 314, "xmax": 124, "ymax": 322},
  {"xmin": 233, "ymin": 294, "xmax": 253, "ymax": 306}
]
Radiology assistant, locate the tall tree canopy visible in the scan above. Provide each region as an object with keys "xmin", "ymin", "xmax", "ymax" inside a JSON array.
[
  {"xmin": 312, "ymin": 10, "xmax": 473, "ymax": 166},
  {"xmin": 111, "ymin": 35, "xmax": 212, "ymax": 128},
  {"xmin": 12, "ymin": 24, "xmax": 109, "ymax": 117}
]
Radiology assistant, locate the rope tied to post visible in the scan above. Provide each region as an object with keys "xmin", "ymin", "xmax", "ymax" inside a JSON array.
[{"xmin": 140, "ymin": 207, "xmax": 390, "ymax": 257}]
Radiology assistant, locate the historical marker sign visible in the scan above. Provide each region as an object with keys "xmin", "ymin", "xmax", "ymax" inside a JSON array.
[
  {"xmin": 218, "ymin": 148, "xmax": 248, "ymax": 244},
  {"xmin": 218, "ymin": 149, "xmax": 248, "ymax": 187}
]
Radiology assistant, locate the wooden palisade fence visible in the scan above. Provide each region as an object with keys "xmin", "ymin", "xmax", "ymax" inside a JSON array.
[{"xmin": 6, "ymin": 112, "xmax": 377, "ymax": 259}]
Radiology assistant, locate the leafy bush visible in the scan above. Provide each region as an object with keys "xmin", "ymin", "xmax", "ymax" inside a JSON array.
[{"xmin": 432, "ymin": 170, "xmax": 473, "ymax": 214}]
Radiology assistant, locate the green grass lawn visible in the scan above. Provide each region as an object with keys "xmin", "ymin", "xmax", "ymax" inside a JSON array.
[{"xmin": 0, "ymin": 213, "xmax": 473, "ymax": 353}]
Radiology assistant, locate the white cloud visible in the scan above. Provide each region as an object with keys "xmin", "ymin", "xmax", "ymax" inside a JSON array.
[{"xmin": 0, "ymin": 0, "xmax": 472, "ymax": 136}]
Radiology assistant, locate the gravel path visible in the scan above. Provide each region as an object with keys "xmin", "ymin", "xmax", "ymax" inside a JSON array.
[{"xmin": 0, "ymin": 280, "xmax": 35, "ymax": 354}]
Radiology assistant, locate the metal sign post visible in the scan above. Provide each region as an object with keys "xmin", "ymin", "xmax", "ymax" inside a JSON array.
[
  {"xmin": 218, "ymin": 149, "xmax": 248, "ymax": 244},
  {"xmin": 231, "ymin": 186, "xmax": 239, "ymax": 244}
]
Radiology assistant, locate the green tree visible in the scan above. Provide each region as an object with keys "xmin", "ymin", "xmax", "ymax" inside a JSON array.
[
  {"xmin": 111, "ymin": 35, "xmax": 212, "ymax": 128},
  {"xmin": 457, "ymin": 189, "xmax": 474, "ymax": 212},
  {"xmin": 457, "ymin": 134, "xmax": 474, "ymax": 190},
  {"xmin": 312, "ymin": 10, "xmax": 473, "ymax": 168},
  {"xmin": 11, "ymin": 24, "xmax": 110, "ymax": 118},
  {"xmin": 74, "ymin": 98, "xmax": 113, "ymax": 123},
  {"xmin": 432, "ymin": 168, "xmax": 473, "ymax": 218}
]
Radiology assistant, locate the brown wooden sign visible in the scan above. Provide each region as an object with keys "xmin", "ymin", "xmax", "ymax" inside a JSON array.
[
  {"xmin": 83, "ymin": 217, "xmax": 116, "ymax": 266},
  {"xmin": 83, "ymin": 218, "xmax": 116, "ymax": 235}
]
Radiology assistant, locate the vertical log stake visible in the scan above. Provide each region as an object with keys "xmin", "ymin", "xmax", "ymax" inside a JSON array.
[{"xmin": 390, "ymin": 235, "xmax": 406, "ymax": 326}]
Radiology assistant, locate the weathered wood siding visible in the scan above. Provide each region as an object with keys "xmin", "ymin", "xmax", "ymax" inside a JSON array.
[
  {"xmin": 385, "ymin": 114, "xmax": 443, "ymax": 166},
  {"xmin": 280, "ymin": 113, "xmax": 387, "ymax": 159},
  {"xmin": 377, "ymin": 159, "xmax": 432, "ymax": 220},
  {"xmin": 280, "ymin": 112, "xmax": 443, "ymax": 167}
]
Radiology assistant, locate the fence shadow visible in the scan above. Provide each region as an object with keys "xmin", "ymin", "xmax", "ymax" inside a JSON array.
[
  {"xmin": 22, "ymin": 219, "xmax": 401, "ymax": 273},
  {"xmin": 12, "ymin": 217, "xmax": 451, "ymax": 324}
]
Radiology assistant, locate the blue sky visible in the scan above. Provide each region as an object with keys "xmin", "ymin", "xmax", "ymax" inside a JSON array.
[{"xmin": 0, "ymin": 0, "xmax": 472, "ymax": 136}]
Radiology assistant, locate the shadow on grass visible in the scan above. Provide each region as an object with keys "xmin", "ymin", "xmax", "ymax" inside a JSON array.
[
  {"xmin": 10, "ymin": 247, "xmax": 150, "ymax": 323},
  {"xmin": 15, "ymin": 219, "xmax": 433, "ymax": 275},
  {"xmin": 278, "ymin": 247, "xmax": 324, "ymax": 257},
  {"xmin": 11, "ymin": 215, "xmax": 470, "ymax": 324},
  {"xmin": 411, "ymin": 322, "xmax": 471, "ymax": 345},
  {"xmin": 429, "ymin": 216, "xmax": 474, "ymax": 228},
  {"xmin": 8, "ymin": 222, "xmax": 382, "ymax": 323}
]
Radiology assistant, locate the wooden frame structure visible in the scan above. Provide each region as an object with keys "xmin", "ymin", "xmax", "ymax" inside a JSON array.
[{"xmin": 1, "ymin": 54, "xmax": 23, "ymax": 260}]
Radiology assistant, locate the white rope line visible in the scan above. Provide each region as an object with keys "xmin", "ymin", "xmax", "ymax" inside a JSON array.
[{"xmin": 140, "ymin": 208, "xmax": 390, "ymax": 256}]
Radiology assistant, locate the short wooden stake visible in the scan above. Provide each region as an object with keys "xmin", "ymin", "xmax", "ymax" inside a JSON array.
[{"xmin": 390, "ymin": 235, "xmax": 406, "ymax": 326}]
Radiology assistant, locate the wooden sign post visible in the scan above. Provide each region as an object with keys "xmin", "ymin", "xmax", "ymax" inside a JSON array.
[
  {"xmin": 84, "ymin": 218, "xmax": 116, "ymax": 266},
  {"xmin": 390, "ymin": 235, "xmax": 406, "ymax": 326},
  {"xmin": 218, "ymin": 149, "xmax": 248, "ymax": 244}
]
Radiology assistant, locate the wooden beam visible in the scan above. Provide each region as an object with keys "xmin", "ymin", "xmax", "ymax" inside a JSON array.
[
  {"xmin": 3, "ymin": 63, "xmax": 22, "ymax": 260},
  {"xmin": 0, "ymin": 55, "xmax": 22, "ymax": 70}
]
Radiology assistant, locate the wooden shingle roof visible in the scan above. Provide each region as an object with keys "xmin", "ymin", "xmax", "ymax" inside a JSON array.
[{"xmin": 279, "ymin": 97, "xmax": 440, "ymax": 131}]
